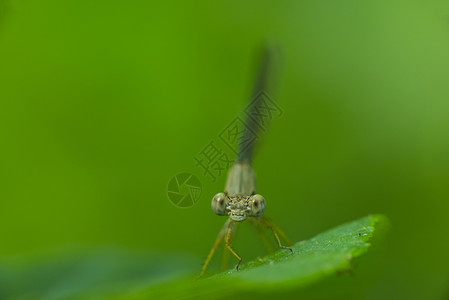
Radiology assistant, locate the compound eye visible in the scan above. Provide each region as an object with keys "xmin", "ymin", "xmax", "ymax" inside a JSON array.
[
  {"xmin": 211, "ymin": 193, "xmax": 228, "ymax": 216},
  {"xmin": 249, "ymin": 194, "xmax": 266, "ymax": 217}
]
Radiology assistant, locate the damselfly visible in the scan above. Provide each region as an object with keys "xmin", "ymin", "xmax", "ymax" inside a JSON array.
[{"xmin": 200, "ymin": 46, "xmax": 292, "ymax": 277}]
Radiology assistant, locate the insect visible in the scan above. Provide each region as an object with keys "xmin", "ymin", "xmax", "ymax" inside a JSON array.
[{"xmin": 200, "ymin": 46, "xmax": 292, "ymax": 277}]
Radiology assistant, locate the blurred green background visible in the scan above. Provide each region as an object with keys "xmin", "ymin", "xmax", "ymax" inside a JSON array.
[{"xmin": 1, "ymin": 0, "xmax": 449, "ymax": 299}]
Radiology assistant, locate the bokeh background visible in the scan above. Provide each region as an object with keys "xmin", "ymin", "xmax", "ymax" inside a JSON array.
[{"xmin": 1, "ymin": 0, "xmax": 448, "ymax": 299}]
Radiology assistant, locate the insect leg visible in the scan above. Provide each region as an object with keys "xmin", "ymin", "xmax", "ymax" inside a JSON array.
[
  {"xmin": 265, "ymin": 216, "xmax": 293, "ymax": 246},
  {"xmin": 221, "ymin": 220, "xmax": 237, "ymax": 271},
  {"xmin": 199, "ymin": 219, "xmax": 230, "ymax": 277},
  {"xmin": 259, "ymin": 216, "xmax": 293, "ymax": 253},
  {"xmin": 247, "ymin": 217, "xmax": 275, "ymax": 253},
  {"xmin": 225, "ymin": 221, "xmax": 242, "ymax": 270}
]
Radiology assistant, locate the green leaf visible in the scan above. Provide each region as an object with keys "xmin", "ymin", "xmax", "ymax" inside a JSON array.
[
  {"xmin": 0, "ymin": 247, "xmax": 198, "ymax": 300},
  {"xmin": 131, "ymin": 214, "xmax": 387, "ymax": 299},
  {"xmin": 0, "ymin": 215, "xmax": 386, "ymax": 300}
]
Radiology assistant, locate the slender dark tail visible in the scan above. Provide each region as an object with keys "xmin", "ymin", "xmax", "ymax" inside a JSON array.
[{"xmin": 237, "ymin": 45, "xmax": 280, "ymax": 164}]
